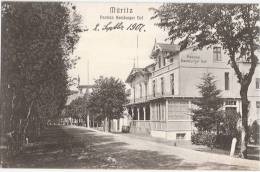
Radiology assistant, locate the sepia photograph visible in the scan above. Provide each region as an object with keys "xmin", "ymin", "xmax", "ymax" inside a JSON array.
[{"xmin": 0, "ymin": 1, "xmax": 260, "ymax": 170}]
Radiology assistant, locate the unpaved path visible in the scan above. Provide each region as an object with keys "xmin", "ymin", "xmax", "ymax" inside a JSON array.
[{"xmin": 7, "ymin": 125, "xmax": 260, "ymax": 170}]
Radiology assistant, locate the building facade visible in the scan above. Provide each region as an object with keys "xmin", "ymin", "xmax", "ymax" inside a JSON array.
[{"xmin": 126, "ymin": 42, "xmax": 260, "ymax": 141}]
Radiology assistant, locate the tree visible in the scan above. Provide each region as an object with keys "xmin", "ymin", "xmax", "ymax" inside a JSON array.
[
  {"xmin": 1, "ymin": 2, "xmax": 82, "ymax": 159},
  {"xmin": 151, "ymin": 3, "xmax": 259, "ymax": 158},
  {"xmin": 87, "ymin": 77, "xmax": 128, "ymax": 132},
  {"xmin": 192, "ymin": 73, "xmax": 223, "ymax": 133},
  {"xmin": 63, "ymin": 93, "xmax": 90, "ymax": 126}
]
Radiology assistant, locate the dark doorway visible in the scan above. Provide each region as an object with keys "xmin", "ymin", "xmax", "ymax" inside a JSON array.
[
  {"xmin": 139, "ymin": 107, "xmax": 144, "ymax": 120},
  {"xmin": 145, "ymin": 105, "xmax": 150, "ymax": 120}
]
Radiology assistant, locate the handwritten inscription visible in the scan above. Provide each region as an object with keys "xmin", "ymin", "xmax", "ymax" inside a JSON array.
[{"xmin": 84, "ymin": 21, "xmax": 146, "ymax": 32}]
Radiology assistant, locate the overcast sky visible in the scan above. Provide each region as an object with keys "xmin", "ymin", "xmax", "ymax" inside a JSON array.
[{"xmin": 69, "ymin": 2, "xmax": 169, "ymax": 89}]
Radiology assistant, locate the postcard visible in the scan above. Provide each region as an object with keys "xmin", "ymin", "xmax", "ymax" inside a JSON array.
[{"xmin": 1, "ymin": 1, "xmax": 259, "ymax": 170}]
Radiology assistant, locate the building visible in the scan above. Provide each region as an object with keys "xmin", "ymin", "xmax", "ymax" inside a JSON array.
[
  {"xmin": 63, "ymin": 76, "xmax": 94, "ymax": 126},
  {"xmin": 125, "ymin": 42, "xmax": 260, "ymax": 141}
]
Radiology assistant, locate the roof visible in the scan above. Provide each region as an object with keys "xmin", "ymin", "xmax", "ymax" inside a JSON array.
[
  {"xmin": 156, "ymin": 43, "xmax": 180, "ymax": 52},
  {"xmin": 125, "ymin": 67, "xmax": 150, "ymax": 83},
  {"xmin": 150, "ymin": 42, "xmax": 180, "ymax": 59}
]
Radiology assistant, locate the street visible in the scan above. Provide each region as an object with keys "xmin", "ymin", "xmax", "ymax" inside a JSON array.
[{"xmin": 8, "ymin": 126, "xmax": 260, "ymax": 170}]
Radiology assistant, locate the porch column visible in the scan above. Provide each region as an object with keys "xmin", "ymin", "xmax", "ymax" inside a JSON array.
[
  {"xmin": 188, "ymin": 100, "xmax": 192, "ymax": 120},
  {"xmin": 150, "ymin": 104, "xmax": 153, "ymax": 121},
  {"xmin": 137, "ymin": 107, "xmax": 140, "ymax": 121},
  {"xmin": 131, "ymin": 107, "xmax": 134, "ymax": 120},
  {"xmin": 165, "ymin": 99, "xmax": 168, "ymax": 139},
  {"xmin": 143, "ymin": 106, "xmax": 146, "ymax": 121}
]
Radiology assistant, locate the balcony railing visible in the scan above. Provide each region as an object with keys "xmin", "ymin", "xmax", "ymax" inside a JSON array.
[
  {"xmin": 129, "ymin": 93, "xmax": 175, "ymax": 104},
  {"xmin": 152, "ymin": 60, "xmax": 179, "ymax": 77},
  {"xmin": 131, "ymin": 120, "xmax": 166, "ymax": 130},
  {"xmin": 130, "ymin": 120, "xmax": 192, "ymax": 131}
]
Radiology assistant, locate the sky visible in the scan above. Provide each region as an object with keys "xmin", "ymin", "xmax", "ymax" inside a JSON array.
[{"xmin": 69, "ymin": 2, "xmax": 169, "ymax": 89}]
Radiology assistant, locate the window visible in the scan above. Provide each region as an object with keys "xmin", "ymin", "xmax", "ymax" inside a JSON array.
[
  {"xmin": 152, "ymin": 80, "xmax": 156, "ymax": 97},
  {"xmin": 139, "ymin": 84, "xmax": 142, "ymax": 98},
  {"xmin": 176, "ymin": 133, "xmax": 186, "ymax": 140},
  {"xmin": 256, "ymin": 78, "xmax": 260, "ymax": 89},
  {"xmin": 170, "ymin": 73, "xmax": 174, "ymax": 95},
  {"xmin": 133, "ymin": 86, "xmax": 135, "ymax": 102},
  {"xmin": 213, "ymin": 47, "xmax": 222, "ymax": 61},
  {"xmin": 161, "ymin": 77, "xmax": 164, "ymax": 95},
  {"xmin": 158, "ymin": 57, "xmax": 161, "ymax": 68},
  {"xmin": 225, "ymin": 72, "xmax": 229, "ymax": 90},
  {"xmin": 163, "ymin": 57, "xmax": 166, "ymax": 66},
  {"xmin": 168, "ymin": 100, "xmax": 189, "ymax": 120},
  {"xmin": 256, "ymin": 101, "xmax": 260, "ymax": 116},
  {"xmin": 226, "ymin": 100, "xmax": 236, "ymax": 106},
  {"xmin": 145, "ymin": 82, "xmax": 148, "ymax": 99}
]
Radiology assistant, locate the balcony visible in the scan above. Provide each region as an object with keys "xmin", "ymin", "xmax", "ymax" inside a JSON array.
[
  {"xmin": 128, "ymin": 93, "xmax": 175, "ymax": 104},
  {"xmin": 152, "ymin": 60, "xmax": 179, "ymax": 77}
]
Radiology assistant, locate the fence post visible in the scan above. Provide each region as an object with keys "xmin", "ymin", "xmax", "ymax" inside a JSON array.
[{"xmin": 230, "ymin": 138, "xmax": 237, "ymax": 157}]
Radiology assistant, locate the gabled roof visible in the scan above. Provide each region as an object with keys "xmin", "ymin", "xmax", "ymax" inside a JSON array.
[
  {"xmin": 125, "ymin": 67, "xmax": 150, "ymax": 83},
  {"xmin": 150, "ymin": 42, "xmax": 180, "ymax": 59},
  {"xmin": 156, "ymin": 43, "xmax": 180, "ymax": 52}
]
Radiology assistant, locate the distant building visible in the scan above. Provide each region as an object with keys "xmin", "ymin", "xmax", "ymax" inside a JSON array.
[
  {"xmin": 125, "ymin": 42, "xmax": 260, "ymax": 141},
  {"xmin": 63, "ymin": 77, "xmax": 94, "ymax": 125},
  {"xmin": 66, "ymin": 76, "xmax": 94, "ymax": 105}
]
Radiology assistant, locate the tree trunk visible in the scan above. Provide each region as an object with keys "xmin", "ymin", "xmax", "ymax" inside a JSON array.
[
  {"xmin": 240, "ymin": 89, "xmax": 250, "ymax": 159},
  {"xmin": 23, "ymin": 101, "xmax": 34, "ymax": 145},
  {"xmin": 87, "ymin": 113, "xmax": 90, "ymax": 128},
  {"xmin": 104, "ymin": 117, "xmax": 107, "ymax": 132},
  {"xmin": 108, "ymin": 117, "xmax": 111, "ymax": 132},
  {"xmin": 92, "ymin": 116, "xmax": 94, "ymax": 128}
]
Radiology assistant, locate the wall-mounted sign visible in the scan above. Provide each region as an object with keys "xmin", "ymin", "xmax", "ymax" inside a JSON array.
[{"xmin": 181, "ymin": 54, "xmax": 208, "ymax": 66}]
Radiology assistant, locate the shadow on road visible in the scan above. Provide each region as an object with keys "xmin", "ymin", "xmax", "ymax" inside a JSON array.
[{"xmin": 6, "ymin": 126, "xmax": 251, "ymax": 170}]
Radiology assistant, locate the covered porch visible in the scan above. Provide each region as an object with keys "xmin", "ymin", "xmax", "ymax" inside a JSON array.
[{"xmin": 127, "ymin": 98, "xmax": 194, "ymax": 140}]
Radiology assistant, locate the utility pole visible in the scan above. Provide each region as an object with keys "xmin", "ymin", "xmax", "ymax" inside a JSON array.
[
  {"xmin": 87, "ymin": 59, "xmax": 90, "ymax": 85},
  {"xmin": 136, "ymin": 34, "xmax": 139, "ymax": 68}
]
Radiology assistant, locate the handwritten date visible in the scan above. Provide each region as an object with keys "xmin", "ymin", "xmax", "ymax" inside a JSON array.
[{"xmin": 88, "ymin": 22, "xmax": 146, "ymax": 32}]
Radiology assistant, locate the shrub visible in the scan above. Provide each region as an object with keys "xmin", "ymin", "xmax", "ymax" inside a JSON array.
[
  {"xmin": 220, "ymin": 110, "xmax": 240, "ymax": 138},
  {"xmin": 122, "ymin": 126, "xmax": 130, "ymax": 133},
  {"xmin": 215, "ymin": 134, "xmax": 234, "ymax": 149},
  {"xmin": 191, "ymin": 132, "xmax": 216, "ymax": 149},
  {"xmin": 250, "ymin": 120, "xmax": 260, "ymax": 144}
]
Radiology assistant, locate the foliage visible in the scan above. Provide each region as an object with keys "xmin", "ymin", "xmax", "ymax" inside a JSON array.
[
  {"xmin": 214, "ymin": 134, "xmax": 234, "ymax": 150},
  {"xmin": 192, "ymin": 73, "xmax": 223, "ymax": 133},
  {"xmin": 250, "ymin": 120, "xmax": 260, "ymax": 144},
  {"xmin": 122, "ymin": 126, "xmax": 130, "ymax": 133},
  {"xmin": 191, "ymin": 132, "xmax": 216, "ymax": 149},
  {"xmin": 151, "ymin": 4, "xmax": 259, "ymax": 158},
  {"xmin": 1, "ymin": 2, "xmax": 82, "ymax": 159},
  {"xmin": 63, "ymin": 93, "xmax": 90, "ymax": 126},
  {"xmin": 220, "ymin": 110, "xmax": 240, "ymax": 137},
  {"xmin": 87, "ymin": 77, "xmax": 128, "ymax": 132}
]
